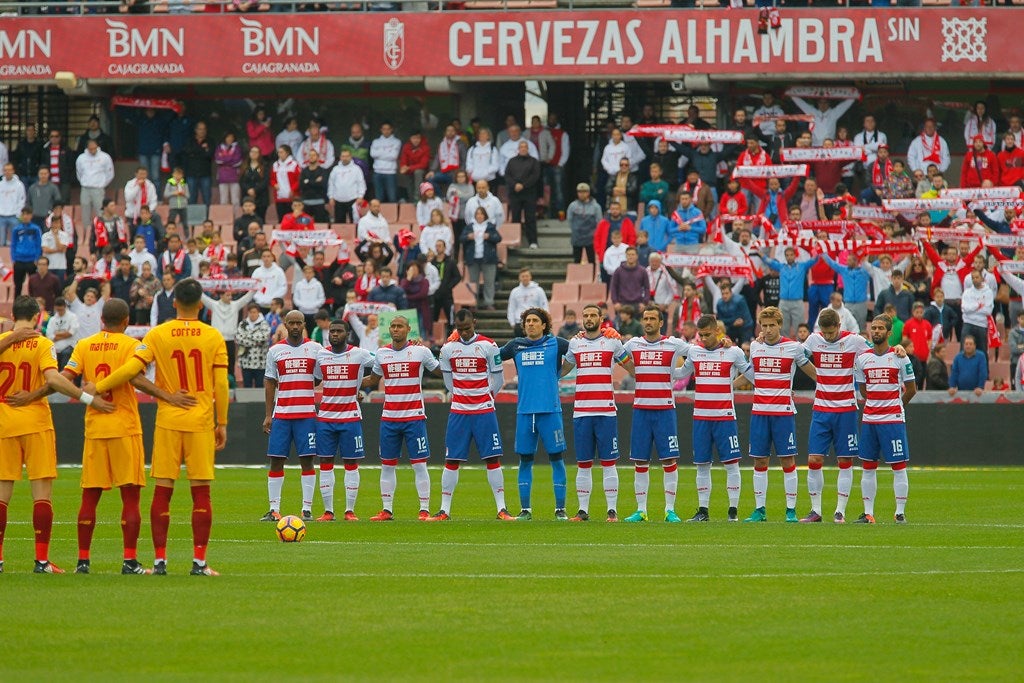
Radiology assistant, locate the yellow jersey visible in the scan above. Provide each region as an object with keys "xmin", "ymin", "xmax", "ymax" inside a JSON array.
[
  {"xmin": 65, "ymin": 331, "xmax": 143, "ymax": 439},
  {"xmin": 131, "ymin": 318, "xmax": 228, "ymax": 432},
  {"xmin": 0, "ymin": 331, "xmax": 58, "ymax": 437}
]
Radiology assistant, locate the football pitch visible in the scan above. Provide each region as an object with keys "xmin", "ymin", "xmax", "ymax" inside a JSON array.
[{"xmin": 2, "ymin": 466, "xmax": 1022, "ymax": 682}]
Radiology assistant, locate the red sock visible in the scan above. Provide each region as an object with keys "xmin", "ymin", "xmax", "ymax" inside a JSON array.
[
  {"xmin": 77, "ymin": 488, "xmax": 103, "ymax": 561},
  {"xmin": 191, "ymin": 485, "xmax": 212, "ymax": 563},
  {"xmin": 33, "ymin": 500, "xmax": 54, "ymax": 563},
  {"xmin": 151, "ymin": 485, "xmax": 174, "ymax": 562},
  {"xmin": 120, "ymin": 486, "xmax": 142, "ymax": 561},
  {"xmin": 0, "ymin": 501, "xmax": 7, "ymax": 561}
]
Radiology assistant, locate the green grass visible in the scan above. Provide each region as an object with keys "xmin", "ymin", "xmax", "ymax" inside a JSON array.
[{"xmin": 1, "ymin": 466, "xmax": 1022, "ymax": 682}]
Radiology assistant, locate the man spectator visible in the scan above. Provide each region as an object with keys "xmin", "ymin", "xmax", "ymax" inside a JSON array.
[
  {"xmin": 297, "ymin": 119, "xmax": 335, "ymax": 170},
  {"xmin": 27, "ymin": 256, "xmax": 62, "ymax": 312},
  {"xmin": 667, "ymin": 190, "xmax": 706, "ymax": 248},
  {"xmin": 680, "ymin": 169, "xmax": 715, "ymax": 220},
  {"xmin": 853, "ymin": 115, "xmax": 888, "ymax": 172},
  {"xmin": 874, "ymin": 269, "xmax": 915, "ymax": 322},
  {"xmin": 736, "ymin": 135, "xmax": 771, "ymax": 203},
  {"xmin": 76, "ymin": 114, "xmax": 115, "ymax": 160},
  {"xmin": 46, "ymin": 296, "xmax": 80, "ymax": 369},
  {"xmin": 544, "ymin": 112, "xmax": 571, "ymax": 219},
  {"xmin": 504, "ymin": 140, "xmax": 542, "ymax": 249},
  {"xmin": 960, "ymin": 135, "xmax": 1000, "ymax": 189},
  {"xmin": 298, "ymin": 151, "xmax": 329, "ymax": 223},
  {"xmin": 527, "ymin": 115, "xmax": 555, "ymax": 169},
  {"xmin": 327, "ymin": 149, "xmax": 367, "ymax": 224},
  {"xmin": 292, "ymin": 264, "xmax": 327, "ymax": 331},
  {"xmin": 688, "ymin": 143, "xmax": 723, "ymax": 189},
  {"xmin": 998, "ymin": 132, "xmax": 1024, "ymax": 189},
  {"xmin": 40, "ymin": 129, "xmax": 74, "ymax": 203},
  {"xmin": 464, "ymin": 179, "xmax": 505, "ymax": 229},
  {"xmin": 158, "ymin": 233, "xmax": 191, "ymax": 282},
  {"xmin": 233, "ymin": 199, "xmax": 261, "ymax": 245},
  {"xmin": 1009, "ymin": 311, "xmax": 1024, "ymax": 390},
  {"xmin": 129, "ymin": 261, "xmax": 157, "ymax": 325},
  {"xmin": 762, "ymin": 246, "xmax": 818, "ymax": 338},
  {"xmin": 0, "ymin": 163, "xmax": 26, "ymax": 247},
  {"xmin": 124, "ymin": 107, "xmax": 170, "ymax": 182},
  {"xmin": 753, "ymin": 91, "xmax": 785, "ymax": 140},
  {"xmin": 151, "ymin": 272, "xmax": 177, "ymax": 327},
  {"xmin": 948, "ymin": 335, "xmax": 987, "ymax": 397},
  {"xmin": 11, "ymin": 207, "xmax": 42, "ymax": 296},
  {"xmin": 902, "ymin": 302, "xmax": 934, "ymax": 365},
  {"xmin": 498, "ymin": 124, "xmax": 539, "ymax": 180},
  {"xmin": 76, "ymin": 138, "xmax": 114, "ymax": 230},
  {"xmin": 357, "ymin": 198, "xmax": 391, "ymax": 245},
  {"xmin": 609, "ymin": 247, "xmax": 650, "ymax": 316},
  {"xmin": 506, "ymin": 268, "xmax": 549, "ymax": 335},
  {"xmin": 907, "ymin": 118, "xmax": 951, "ymax": 174},
  {"xmin": 961, "ymin": 269, "xmax": 994, "ymax": 357},
  {"xmin": 41, "ymin": 210, "xmax": 71, "ymax": 283},
  {"xmin": 370, "ymin": 121, "xmax": 402, "ymax": 203},
  {"xmin": 185, "ymin": 121, "xmax": 214, "ymax": 207},
  {"xmin": 813, "ymin": 290, "xmax": 859, "ymax": 334},
  {"xmin": 367, "ymin": 266, "xmax": 408, "ymax": 309},
  {"xmin": 466, "ymin": 128, "xmax": 500, "ymax": 188},
  {"xmin": 427, "ymin": 123, "xmax": 467, "ymax": 195},
  {"xmin": 27, "ymin": 167, "xmax": 61, "ymax": 228},
  {"xmin": 252, "ymin": 248, "xmax": 287, "ymax": 312},
  {"xmin": 567, "ymin": 183, "xmax": 603, "ymax": 266},
  {"xmin": 765, "ymin": 119, "xmax": 795, "ymax": 166},
  {"xmin": 13, "ymin": 124, "xmax": 43, "ymax": 187},
  {"xmin": 716, "ymin": 280, "xmax": 754, "ymax": 344},
  {"xmin": 398, "ymin": 131, "xmax": 431, "ymax": 202},
  {"xmin": 790, "ymin": 95, "xmax": 855, "ymax": 147},
  {"xmin": 123, "ymin": 167, "xmax": 158, "ymax": 224},
  {"xmin": 821, "ymin": 251, "xmax": 872, "ymax": 332},
  {"xmin": 90, "ymin": 199, "xmax": 129, "ymax": 255},
  {"xmin": 108, "ymin": 256, "xmax": 135, "ymax": 305},
  {"xmin": 241, "ymin": 232, "xmax": 268, "ymax": 277},
  {"xmin": 650, "ymin": 138, "xmax": 682, "ymax": 188}
]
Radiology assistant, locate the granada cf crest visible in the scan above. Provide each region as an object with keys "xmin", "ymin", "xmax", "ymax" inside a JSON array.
[{"xmin": 383, "ymin": 18, "xmax": 404, "ymax": 71}]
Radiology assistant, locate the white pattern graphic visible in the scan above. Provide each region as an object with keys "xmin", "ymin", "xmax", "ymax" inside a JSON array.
[
  {"xmin": 941, "ymin": 17, "xmax": 987, "ymax": 63},
  {"xmin": 383, "ymin": 18, "xmax": 404, "ymax": 71}
]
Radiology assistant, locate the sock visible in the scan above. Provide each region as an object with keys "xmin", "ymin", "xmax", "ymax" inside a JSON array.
[
  {"xmin": 753, "ymin": 466, "xmax": 769, "ymax": 509},
  {"xmin": 151, "ymin": 484, "xmax": 173, "ymax": 562},
  {"xmin": 663, "ymin": 463, "xmax": 678, "ymax": 513},
  {"xmin": 634, "ymin": 466, "xmax": 649, "ymax": 513},
  {"xmin": 267, "ymin": 470, "xmax": 284, "ymax": 512},
  {"xmin": 576, "ymin": 462, "xmax": 593, "ymax": 514},
  {"xmin": 861, "ymin": 462, "xmax": 878, "ymax": 516},
  {"xmin": 300, "ymin": 469, "xmax": 316, "ymax": 512},
  {"xmin": 893, "ymin": 463, "xmax": 909, "ymax": 515},
  {"xmin": 412, "ymin": 460, "xmax": 430, "ymax": 512},
  {"xmin": 380, "ymin": 460, "xmax": 398, "ymax": 511},
  {"xmin": 518, "ymin": 454, "xmax": 534, "ymax": 510},
  {"xmin": 695, "ymin": 464, "xmax": 712, "ymax": 509},
  {"xmin": 550, "ymin": 455, "xmax": 567, "ymax": 510},
  {"xmin": 77, "ymin": 488, "xmax": 103, "ymax": 561},
  {"xmin": 0, "ymin": 501, "xmax": 6, "ymax": 561},
  {"xmin": 440, "ymin": 462, "xmax": 460, "ymax": 514},
  {"xmin": 319, "ymin": 461, "xmax": 336, "ymax": 514},
  {"xmin": 33, "ymin": 500, "xmax": 54, "ymax": 563},
  {"xmin": 601, "ymin": 460, "xmax": 619, "ymax": 513},
  {"xmin": 191, "ymin": 485, "xmax": 212, "ymax": 565},
  {"xmin": 344, "ymin": 462, "xmax": 360, "ymax": 512},
  {"xmin": 486, "ymin": 460, "xmax": 506, "ymax": 511},
  {"xmin": 807, "ymin": 462, "xmax": 824, "ymax": 514},
  {"xmin": 783, "ymin": 464, "xmax": 798, "ymax": 511},
  {"xmin": 836, "ymin": 461, "xmax": 854, "ymax": 515},
  {"xmin": 120, "ymin": 486, "xmax": 141, "ymax": 561},
  {"xmin": 725, "ymin": 461, "xmax": 741, "ymax": 508}
]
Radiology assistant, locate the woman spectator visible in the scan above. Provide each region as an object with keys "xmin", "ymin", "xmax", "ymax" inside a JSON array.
[
  {"xmin": 215, "ymin": 132, "xmax": 243, "ymax": 209},
  {"xmin": 463, "ymin": 206, "xmax": 502, "ymax": 310},
  {"xmin": 354, "ymin": 260, "xmax": 379, "ymax": 301},
  {"xmin": 604, "ymin": 157, "xmax": 638, "ymax": 212},
  {"xmin": 129, "ymin": 260, "xmax": 160, "ymax": 325},
  {"xmin": 240, "ymin": 146, "xmax": 269, "ymax": 223},
  {"xmin": 275, "ymin": 117, "xmax": 303, "ymax": 156},
  {"xmin": 236, "ymin": 302, "xmax": 272, "ymax": 388},
  {"xmin": 906, "ymin": 255, "xmax": 932, "ymax": 306},
  {"xmin": 246, "ymin": 107, "xmax": 275, "ymax": 161},
  {"xmin": 401, "ymin": 261, "xmax": 432, "ymax": 341},
  {"xmin": 446, "ymin": 169, "xmax": 474, "ymax": 260},
  {"xmin": 963, "ymin": 100, "xmax": 997, "ymax": 149},
  {"xmin": 356, "ymin": 240, "xmax": 394, "ymax": 269},
  {"xmin": 420, "ymin": 208, "xmax": 454, "ymax": 257},
  {"xmin": 270, "ymin": 145, "xmax": 300, "ymax": 222}
]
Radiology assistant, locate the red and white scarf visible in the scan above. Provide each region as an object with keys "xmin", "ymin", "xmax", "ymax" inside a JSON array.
[
  {"xmin": 204, "ymin": 243, "xmax": 227, "ymax": 265},
  {"xmin": 921, "ymin": 133, "xmax": 943, "ymax": 164},
  {"xmin": 93, "ymin": 216, "xmax": 129, "ymax": 248},
  {"xmin": 871, "ymin": 158, "xmax": 894, "ymax": 187},
  {"xmin": 438, "ymin": 137, "xmax": 461, "ymax": 173},
  {"xmin": 162, "ymin": 248, "xmax": 187, "ymax": 275}
]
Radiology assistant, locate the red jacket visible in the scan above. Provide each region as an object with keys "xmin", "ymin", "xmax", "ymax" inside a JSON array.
[
  {"xmin": 718, "ymin": 190, "xmax": 748, "ymax": 217},
  {"xmin": 998, "ymin": 146, "xmax": 1024, "ymax": 186},
  {"xmin": 960, "ymin": 150, "xmax": 1000, "ymax": 188},
  {"xmin": 400, "ymin": 142, "xmax": 431, "ymax": 172},
  {"xmin": 902, "ymin": 317, "xmax": 933, "ymax": 362},
  {"xmin": 754, "ymin": 180, "xmax": 800, "ymax": 222},
  {"xmin": 593, "ymin": 216, "xmax": 636, "ymax": 262}
]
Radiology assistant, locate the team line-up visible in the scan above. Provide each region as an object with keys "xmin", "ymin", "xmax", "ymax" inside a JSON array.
[{"xmin": 0, "ymin": 281, "xmax": 915, "ymax": 575}]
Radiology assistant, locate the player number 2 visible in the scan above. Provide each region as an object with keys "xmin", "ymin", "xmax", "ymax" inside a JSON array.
[
  {"xmin": 170, "ymin": 349, "xmax": 205, "ymax": 391},
  {"xmin": 890, "ymin": 439, "xmax": 904, "ymax": 453}
]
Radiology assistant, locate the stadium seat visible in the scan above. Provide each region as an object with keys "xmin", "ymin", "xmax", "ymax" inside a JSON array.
[
  {"xmin": 379, "ymin": 203, "xmax": 399, "ymax": 224},
  {"xmin": 336, "ymin": 224, "xmax": 357, "ymax": 242},
  {"xmin": 499, "ymin": 223, "xmax": 521, "ymax": 247},
  {"xmin": 578, "ymin": 282, "xmax": 607, "ymax": 302},
  {"xmin": 155, "ymin": 205, "xmax": 170, "ymax": 223},
  {"xmin": 208, "ymin": 204, "xmax": 234, "ymax": 226},
  {"xmin": 453, "ymin": 278, "xmax": 478, "ymax": 308},
  {"xmin": 566, "ymin": 263, "xmax": 596, "ymax": 283},
  {"xmin": 398, "ymin": 203, "xmax": 417, "ymax": 224},
  {"xmin": 552, "ymin": 282, "xmax": 579, "ymax": 301},
  {"xmin": 186, "ymin": 204, "xmax": 208, "ymax": 227}
]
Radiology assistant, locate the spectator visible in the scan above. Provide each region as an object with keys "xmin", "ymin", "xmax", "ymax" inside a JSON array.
[
  {"xmin": 298, "ymin": 119, "xmax": 335, "ymax": 170},
  {"xmin": 239, "ymin": 148, "xmax": 270, "ymax": 224},
  {"xmin": 466, "ymin": 128, "xmax": 500, "ymax": 187},
  {"xmin": 505, "ymin": 140, "xmax": 542, "ymax": 249},
  {"xmin": 609, "ymin": 246, "xmax": 649, "ymax": 316},
  {"xmin": 252, "ymin": 248, "xmax": 287, "ymax": 312},
  {"xmin": 923, "ymin": 341, "xmax": 949, "ymax": 391},
  {"xmin": 368, "ymin": 266, "xmax": 408, "ymax": 309},
  {"xmin": 430, "ymin": 240, "xmax": 461, "ymax": 332},
  {"xmin": 544, "ymin": 112, "xmax": 570, "ymax": 219},
  {"xmin": 357, "ymin": 198, "xmax": 391, "ymax": 245},
  {"xmin": 902, "ymin": 302, "xmax": 934, "ymax": 364},
  {"xmin": 498, "ymin": 124, "xmax": 539, "ymax": 180},
  {"xmin": 766, "ymin": 119, "xmax": 795, "ymax": 166},
  {"xmin": 736, "ymin": 134, "xmax": 771, "ymax": 202},
  {"xmin": 814, "ymin": 290, "xmax": 859, "ymax": 334},
  {"xmin": 398, "ymin": 131, "xmax": 431, "ymax": 202},
  {"xmin": 298, "ymin": 151, "xmax": 329, "ymax": 223},
  {"xmin": 400, "ymin": 262, "xmax": 432, "ymax": 339},
  {"xmin": 963, "ymin": 100, "xmax": 997, "ymax": 149},
  {"xmin": 123, "ymin": 167, "xmax": 158, "ymax": 225},
  {"xmin": 907, "ymin": 119, "xmax": 950, "ymax": 175},
  {"xmin": 635, "ymin": 199, "xmax": 669, "ymax": 253},
  {"xmin": 0, "ymin": 163, "xmax": 25, "ymax": 248},
  {"xmin": 415, "ymin": 183, "xmax": 444, "ymax": 231},
  {"xmin": 214, "ymin": 132, "xmax": 244, "ymax": 209},
  {"xmin": 790, "ymin": 95, "xmax": 855, "ymax": 147},
  {"xmin": 1009, "ymin": 311, "xmax": 1024, "ymax": 390},
  {"xmin": 667, "ymin": 190, "xmax": 707, "ymax": 248},
  {"xmin": 639, "ymin": 162, "xmax": 670, "ymax": 208},
  {"xmin": 41, "ymin": 212, "xmax": 71, "ymax": 283},
  {"xmin": 157, "ymin": 233, "xmax": 191, "ymax": 282},
  {"xmin": 346, "ymin": 311, "xmax": 381, "ymax": 353},
  {"xmin": 310, "ymin": 309, "xmax": 331, "ymax": 345},
  {"xmin": 881, "ymin": 304, "xmax": 904, "ymax": 347},
  {"xmin": 13, "ymin": 124, "xmax": 43, "ymax": 187},
  {"xmin": 106, "ymin": 255, "xmax": 134, "ymax": 303},
  {"xmin": 426, "ymin": 123, "xmax": 467, "ymax": 195},
  {"xmin": 76, "ymin": 138, "xmax": 114, "ymax": 230},
  {"xmin": 753, "ymin": 91, "xmax": 784, "ymax": 139},
  {"xmin": 604, "ymin": 157, "xmax": 638, "ymax": 216},
  {"xmin": 463, "ymin": 206, "xmax": 501, "ymax": 309},
  {"xmin": 354, "ymin": 261, "xmax": 379, "ymax": 302},
  {"xmin": 270, "ymin": 145, "xmax": 301, "ymax": 221},
  {"xmin": 616, "ymin": 304, "xmax": 642, "ymax": 341},
  {"xmin": 821, "ymin": 251, "xmax": 871, "ymax": 333},
  {"xmin": 89, "ymin": 199, "xmax": 128, "ymax": 256},
  {"xmin": 600, "ymin": 128, "xmax": 638, "ymax": 177},
  {"xmin": 240, "ymin": 232, "xmax": 268, "ymax": 276},
  {"xmin": 27, "ymin": 256, "xmax": 62, "ymax": 311},
  {"xmin": 41, "ymin": 130, "xmax": 74, "ymax": 204},
  {"xmin": 237, "ymin": 303, "xmax": 272, "ymax": 388},
  {"xmin": 762, "ymin": 246, "xmax": 818, "ymax": 338},
  {"xmin": 567, "ymin": 183, "xmax": 603, "ymax": 266},
  {"xmin": 595, "ymin": 200, "xmax": 636, "ymax": 275},
  {"xmin": 357, "ymin": 241, "xmax": 394, "ymax": 270},
  {"xmin": 874, "ymin": 269, "xmax": 915, "ymax": 322},
  {"xmin": 601, "ymin": 230, "xmax": 629, "ymax": 281},
  {"xmin": 853, "ymin": 114, "xmax": 887, "ymax": 172},
  {"xmin": 370, "ymin": 121, "xmax": 402, "ymax": 203},
  {"xmin": 960, "ymin": 135, "xmax": 1000, "ymax": 189},
  {"xmin": 45, "ymin": 296, "xmax": 80, "ymax": 368},
  {"xmin": 949, "ymin": 335, "xmax": 988, "ymax": 397},
  {"xmin": 463, "ymin": 179, "xmax": 504, "ymax": 231},
  {"xmin": 718, "ymin": 178, "xmax": 749, "ymax": 222},
  {"xmin": 28, "ymin": 168, "xmax": 61, "ymax": 227},
  {"xmin": 127, "ymin": 259, "xmax": 158, "ymax": 324},
  {"xmin": 557, "ymin": 310, "xmax": 580, "ymax": 338},
  {"xmin": 124, "ymin": 107, "xmax": 169, "ymax": 182},
  {"xmin": 961, "ymin": 269, "xmax": 994, "ymax": 357},
  {"xmin": 327, "ymin": 149, "xmax": 366, "ymax": 224},
  {"xmin": 507, "ymin": 268, "xmax": 549, "ymax": 335},
  {"xmin": 185, "ymin": 238, "xmax": 204, "ymax": 277},
  {"xmin": 163, "ymin": 166, "xmax": 190, "ymax": 229},
  {"xmin": 717, "ymin": 280, "xmax": 754, "ymax": 344},
  {"xmin": 650, "ymin": 139, "xmax": 682, "ymax": 188},
  {"xmin": 905, "ymin": 256, "xmax": 932, "ymax": 306},
  {"xmin": 11, "ymin": 207, "xmax": 42, "ymax": 296},
  {"xmin": 183, "ymin": 121, "xmax": 214, "ymax": 207},
  {"xmin": 246, "ymin": 107, "xmax": 275, "ymax": 161},
  {"xmin": 275, "ymin": 117, "xmax": 303, "ymax": 158},
  {"xmin": 420, "ymin": 209, "xmax": 454, "ymax": 258},
  {"xmin": 293, "ymin": 264, "xmax": 327, "ymax": 331},
  {"xmin": 198, "ymin": 284, "xmax": 255, "ymax": 376}
]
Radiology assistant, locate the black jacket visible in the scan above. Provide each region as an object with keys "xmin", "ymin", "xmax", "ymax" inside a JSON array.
[
  {"xmin": 13, "ymin": 138, "xmax": 44, "ymax": 178},
  {"xmin": 76, "ymin": 131, "xmax": 116, "ymax": 157},
  {"xmin": 432, "ymin": 255, "xmax": 462, "ymax": 297},
  {"xmin": 461, "ymin": 222, "xmax": 502, "ymax": 265},
  {"xmin": 239, "ymin": 163, "xmax": 270, "ymax": 211},
  {"xmin": 504, "ymin": 155, "xmax": 541, "ymax": 197},
  {"xmin": 184, "ymin": 136, "xmax": 213, "ymax": 178}
]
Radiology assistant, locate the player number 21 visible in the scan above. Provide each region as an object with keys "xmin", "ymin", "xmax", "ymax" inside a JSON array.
[{"xmin": 170, "ymin": 349, "xmax": 205, "ymax": 391}]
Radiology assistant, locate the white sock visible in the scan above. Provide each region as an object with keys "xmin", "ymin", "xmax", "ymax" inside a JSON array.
[
  {"xmin": 783, "ymin": 467, "xmax": 798, "ymax": 511},
  {"xmin": 576, "ymin": 466, "xmax": 593, "ymax": 514},
  {"xmin": 807, "ymin": 466, "xmax": 823, "ymax": 514},
  {"xmin": 380, "ymin": 463, "xmax": 397, "ymax": 512},
  {"xmin": 319, "ymin": 465, "xmax": 335, "ymax": 513},
  {"xmin": 663, "ymin": 466, "xmax": 678, "ymax": 513},
  {"xmin": 836, "ymin": 465, "xmax": 853, "ymax": 515},
  {"xmin": 696, "ymin": 464, "xmax": 712, "ymax": 508},
  {"xmin": 725, "ymin": 462, "xmax": 741, "ymax": 508},
  {"xmin": 753, "ymin": 468, "xmax": 768, "ymax": 509},
  {"xmin": 602, "ymin": 463, "xmax": 619, "ymax": 513},
  {"xmin": 486, "ymin": 464, "xmax": 506, "ymax": 512},
  {"xmin": 893, "ymin": 468, "xmax": 908, "ymax": 515},
  {"xmin": 301, "ymin": 470, "xmax": 316, "ymax": 511},
  {"xmin": 861, "ymin": 467, "xmax": 877, "ymax": 516},
  {"xmin": 268, "ymin": 473, "xmax": 284, "ymax": 512},
  {"xmin": 344, "ymin": 465, "xmax": 360, "ymax": 513},
  {"xmin": 634, "ymin": 467, "xmax": 649, "ymax": 513},
  {"xmin": 412, "ymin": 461, "xmax": 431, "ymax": 512},
  {"xmin": 440, "ymin": 465, "xmax": 460, "ymax": 514}
]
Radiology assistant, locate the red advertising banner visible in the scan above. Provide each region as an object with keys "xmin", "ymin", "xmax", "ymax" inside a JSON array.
[{"xmin": 0, "ymin": 9, "xmax": 1010, "ymax": 83}]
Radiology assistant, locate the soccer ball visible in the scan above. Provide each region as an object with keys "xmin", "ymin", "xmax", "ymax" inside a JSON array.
[{"xmin": 276, "ymin": 515, "xmax": 306, "ymax": 543}]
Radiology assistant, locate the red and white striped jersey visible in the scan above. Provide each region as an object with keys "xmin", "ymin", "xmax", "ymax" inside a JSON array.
[
  {"xmin": 265, "ymin": 339, "xmax": 323, "ymax": 419},
  {"xmin": 679, "ymin": 344, "xmax": 750, "ymax": 421},
  {"xmin": 854, "ymin": 349, "xmax": 914, "ymax": 424},
  {"xmin": 564, "ymin": 335, "xmax": 629, "ymax": 417},
  {"xmin": 372, "ymin": 343, "xmax": 440, "ymax": 421},
  {"xmin": 623, "ymin": 336, "xmax": 691, "ymax": 410},
  {"xmin": 802, "ymin": 331, "xmax": 870, "ymax": 413},
  {"xmin": 440, "ymin": 334, "xmax": 502, "ymax": 415},
  {"xmin": 314, "ymin": 345, "xmax": 375, "ymax": 423},
  {"xmin": 748, "ymin": 337, "xmax": 809, "ymax": 416}
]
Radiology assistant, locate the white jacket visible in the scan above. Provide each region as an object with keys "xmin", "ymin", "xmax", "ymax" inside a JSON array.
[
  {"xmin": 419, "ymin": 224, "xmax": 454, "ymax": 255},
  {"xmin": 75, "ymin": 149, "xmax": 115, "ymax": 189},
  {"xmin": 506, "ymin": 281, "xmax": 549, "ymax": 327},
  {"xmin": 292, "ymin": 277, "xmax": 326, "ymax": 315},
  {"xmin": 357, "ymin": 212, "xmax": 391, "ymax": 242},
  {"xmin": 853, "ymin": 128, "xmax": 888, "ymax": 167},
  {"xmin": 906, "ymin": 133, "xmax": 951, "ymax": 174},
  {"xmin": 123, "ymin": 178, "xmax": 158, "ymax": 220},
  {"xmin": 370, "ymin": 135, "xmax": 402, "ymax": 174},
  {"xmin": 464, "ymin": 192, "xmax": 504, "ymax": 227},
  {"xmin": 415, "ymin": 196, "xmax": 444, "ymax": 228},
  {"xmin": 201, "ymin": 290, "xmax": 255, "ymax": 341},
  {"xmin": 602, "ymin": 243, "xmax": 630, "ymax": 275},
  {"xmin": 961, "ymin": 283, "xmax": 994, "ymax": 328},
  {"xmin": 466, "ymin": 142, "xmax": 499, "ymax": 182},
  {"xmin": 791, "ymin": 97, "xmax": 856, "ymax": 147},
  {"xmin": 498, "ymin": 137, "xmax": 539, "ymax": 176},
  {"xmin": 252, "ymin": 263, "xmax": 288, "ymax": 306},
  {"xmin": 0, "ymin": 175, "xmax": 26, "ymax": 216},
  {"xmin": 327, "ymin": 162, "xmax": 366, "ymax": 203},
  {"xmin": 129, "ymin": 247, "xmax": 157, "ymax": 273},
  {"xmin": 45, "ymin": 310, "xmax": 80, "ymax": 353}
]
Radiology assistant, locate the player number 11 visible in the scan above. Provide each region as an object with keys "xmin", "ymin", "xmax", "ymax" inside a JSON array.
[{"xmin": 170, "ymin": 349, "xmax": 205, "ymax": 391}]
